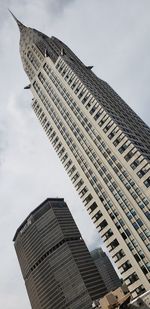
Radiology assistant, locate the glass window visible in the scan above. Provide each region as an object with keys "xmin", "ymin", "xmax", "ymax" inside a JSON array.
[
  {"xmin": 137, "ymin": 218, "xmax": 143, "ymax": 227},
  {"xmin": 113, "ymin": 133, "xmax": 124, "ymax": 146},
  {"xmin": 118, "ymin": 141, "xmax": 130, "ymax": 154},
  {"xmin": 125, "ymin": 229, "xmax": 131, "ymax": 237},
  {"xmin": 119, "ymin": 260, "xmax": 132, "ymax": 273},
  {"xmin": 134, "ymin": 254, "xmax": 140, "ymax": 262},
  {"xmin": 103, "ymin": 228, "xmax": 113, "ymax": 240},
  {"xmin": 76, "ymin": 179, "xmax": 84, "ymax": 189},
  {"xmin": 124, "ymin": 148, "xmax": 137, "ymax": 162},
  {"xmin": 126, "ymin": 272, "xmax": 139, "ymax": 285},
  {"xmin": 80, "ymin": 186, "xmax": 88, "ymax": 197},
  {"xmin": 84, "ymin": 194, "xmax": 93, "ymax": 205},
  {"xmin": 144, "ymin": 176, "xmax": 150, "ymax": 188},
  {"xmin": 88, "ymin": 202, "xmax": 97, "ymax": 214},
  {"xmin": 141, "ymin": 266, "xmax": 148, "ymax": 275},
  {"xmin": 92, "ymin": 210, "xmax": 102, "ymax": 223},
  {"xmin": 145, "ymin": 211, "xmax": 150, "ymax": 220},
  {"xmin": 130, "ymin": 156, "xmax": 143, "ymax": 170},
  {"xmin": 133, "ymin": 222, "xmax": 139, "ymax": 230},
  {"xmin": 113, "ymin": 249, "xmax": 125, "ymax": 261},
  {"xmin": 137, "ymin": 164, "xmax": 150, "ymax": 178},
  {"xmin": 108, "ymin": 239, "xmax": 119, "ymax": 251},
  {"xmin": 99, "ymin": 219, "xmax": 108, "ymax": 230},
  {"xmin": 139, "ymin": 232, "xmax": 146, "ymax": 240}
]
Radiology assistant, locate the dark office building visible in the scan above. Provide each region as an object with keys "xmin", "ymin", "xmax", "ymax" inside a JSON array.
[
  {"xmin": 13, "ymin": 198, "xmax": 107, "ymax": 309},
  {"xmin": 91, "ymin": 248, "xmax": 121, "ymax": 293}
]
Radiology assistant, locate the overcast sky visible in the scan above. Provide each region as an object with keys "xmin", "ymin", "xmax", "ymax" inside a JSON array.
[{"xmin": 0, "ymin": 0, "xmax": 150, "ymax": 308}]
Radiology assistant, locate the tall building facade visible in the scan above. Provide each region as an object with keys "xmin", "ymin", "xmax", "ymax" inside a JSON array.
[
  {"xmin": 12, "ymin": 13, "xmax": 150, "ymax": 298},
  {"xmin": 91, "ymin": 248, "xmax": 121, "ymax": 292},
  {"xmin": 13, "ymin": 198, "xmax": 106, "ymax": 309}
]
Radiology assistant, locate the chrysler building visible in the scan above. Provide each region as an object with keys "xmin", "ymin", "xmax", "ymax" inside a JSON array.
[{"xmin": 11, "ymin": 13, "xmax": 150, "ymax": 298}]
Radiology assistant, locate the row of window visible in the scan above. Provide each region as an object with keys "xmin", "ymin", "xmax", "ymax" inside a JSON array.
[
  {"xmin": 27, "ymin": 50, "xmax": 40, "ymax": 71},
  {"xmin": 34, "ymin": 72, "xmax": 150, "ymax": 245},
  {"xmin": 44, "ymin": 63, "xmax": 150, "ymax": 214},
  {"xmin": 42, "ymin": 66, "xmax": 150, "ymax": 225},
  {"xmin": 56, "ymin": 57, "xmax": 150, "ymax": 185},
  {"xmin": 32, "ymin": 65, "xmax": 149, "ymax": 276},
  {"xmin": 32, "ymin": 94, "xmax": 150, "ymax": 274},
  {"xmin": 33, "ymin": 98, "xmax": 150, "ymax": 276},
  {"xmin": 36, "ymin": 71, "xmax": 149, "ymax": 239}
]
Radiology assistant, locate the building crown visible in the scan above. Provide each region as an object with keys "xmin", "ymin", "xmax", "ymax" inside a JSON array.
[{"xmin": 9, "ymin": 10, "xmax": 26, "ymax": 32}]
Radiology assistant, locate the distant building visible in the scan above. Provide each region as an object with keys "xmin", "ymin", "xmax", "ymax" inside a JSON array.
[
  {"xmin": 11, "ymin": 12, "xmax": 150, "ymax": 297},
  {"xmin": 91, "ymin": 248, "xmax": 121, "ymax": 292},
  {"xmin": 13, "ymin": 198, "xmax": 107, "ymax": 309},
  {"xmin": 99, "ymin": 285, "xmax": 130, "ymax": 309},
  {"xmin": 129, "ymin": 290, "xmax": 150, "ymax": 309}
]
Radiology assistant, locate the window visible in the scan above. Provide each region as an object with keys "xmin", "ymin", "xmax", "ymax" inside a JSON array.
[
  {"xmin": 136, "ymin": 218, "xmax": 143, "ymax": 227},
  {"xmin": 128, "ymin": 243, "xmax": 134, "ymax": 251},
  {"xmin": 108, "ymin": 239, "xmax": 119, "ymax": 251},
  {"xmin": 113, "ymin": 133, "xmax": 124, "ymax": 146},
  {"xmin": 126, "ymin": 212, "xmax": 132, "ymax": 220},
  {"xmin": 130, "ymin": 156, "xmax": 143, "ymax": 170},
  {"xmin": 145, "ymin": 211, "xmax": 150, "ymax": 220},
  {"xmin": 65, "ymin": 159, "xmax": 72, "ymax": 169},
  {"xmin": 92, "ymin": 210, "xmax": 102, "ymax": 223},
  {"xmin": 137, "ymin": 164, "xmax": 150, "ymax": 178},
  {"xmin": 88, "ymin": 202, "xmax": 97, "ymax": 214},
  {"xmin": 68, "ymin": 165, "xmax": 76, "ymax": 175},
  {"xmin": 80, "ymin": 186, "xmax": 88, "ymax": 197},
  {"xmin": 134, "ymin": 254, "xmax": 140, "ymax": 262},
  {"xmin": 119, "ymin": 219, "xmax": 125, "ymax": 226},
  {"xmin": 76, "ymin": 179, "xmax": 84, "ymax": 189},
  {"xmin": 119, "ymin": 261, "xmax": 132, "ymax": 273},
  {"xmin": 141, "ymin": 266, "xmax": 148, "ymax": 275},
  {"xmin": 133, "ymin": 222, "xmax": 139, "ymax": 230},
  {"xmin": 139, "ymin": 232, "xmax": 146, "ymax": 241},
  {"xmin": 94, "ymin": 110, "xmax": 103, "ymax": 120},
  {"xmin": 84, "ymin": 194, "xmax": 93, "ymax": 205},
  {"xmin": 135, "ymin": 285, "xmax": 146, "ymax": 296},
  {"xmin": 124, "ymin": 148, "xmax": 137, "ymax": 162},
  {"xmin": 131, "ymin": 209, "xmax": 136, "ymax": 216},
  {"xmin": 139, "ymin": 251, "xmax": 145, "ymax": 259},
  {"xmin": 108, "ymin": 131, "xmax": 115, "ymax": 139},
  {"xmin": 99, "ymin": 219, "xmax": 108, "ymax": 230},
  {"xmin": 103, "ymin": 228, "xmax": 113, "ymax": 241},
  {"xmin": 72, "ymin": 172, "xmax": 79, "ymax": 183},
  {"xmin": 118, "ymin": 141, "xmax": 130, "ymax": 154},
  {"xmin": 103, "ymin": 121, "xmax": 113, "ymax": 133},
  {"xmin": 99, "ymin": 115, "xmax": 108, "ymax": 127},
  {"xmin": 113, "ymin": 249, "xmax": 125, "ymax": 261},
  {"xmin": 126, "ymin": 272, "xmax": 139, "ymax": 285},
  {"xmin": 82, "ymin": 95, "xmax": 89, "ymax": 104},
  {"xmin": 125, "ymin": 229, "xmax": 131, "ymax": 237},
  {"xmin": 110, "ymin": 213, "xmax": 115, "ymax": 220},
  {"xmin": 144, "ymin": 176, "xmax": 150, "ymax": 188},
  {"xmin": 121, "ymin": 232, "xmax": 127, "ymax": 240},
  {"xmin": 78, "ymin": 90, "xmax": 85, "ymax": 99}
]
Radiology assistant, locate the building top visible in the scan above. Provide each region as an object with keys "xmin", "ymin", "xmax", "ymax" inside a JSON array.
[
  {"xmin": 9, "ymin": 10, "xmax": 27, "ymax": 32},
  {"xmin": 13, "ymin": 198, "xmax": 64, "ymax": 241},
  {"xmin": 91, "ymin": 248, "xmax": 106, "ymax": 260}
]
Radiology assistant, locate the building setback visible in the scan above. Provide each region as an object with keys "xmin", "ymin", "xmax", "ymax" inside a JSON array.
[
  {"xmin": 91, "ymin": 248, "xmax": 121, "ymax": 292},
  {"xmin": 13, "ymin": 198, "xmax": 107, "ymax": 309},
  {"xmin": 11, "ymin": 13, "xmax": 150, "ymax": 298}
]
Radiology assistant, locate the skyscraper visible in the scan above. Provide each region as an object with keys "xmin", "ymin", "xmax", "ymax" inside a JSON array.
[
  {"xmin": 13, "ymin": 198, "xmax": 106, "ymax": 309},
  {"xmin": 12, "ymin": 13, "xmax": 150, "ymax": 298},
  {"xmin": 91, "ymin": 248, "xmax": 121, "ymax": 292}
]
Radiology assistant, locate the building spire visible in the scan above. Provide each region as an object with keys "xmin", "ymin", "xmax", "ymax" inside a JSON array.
[{"xmin": 8, "ymin": 10, "xmax": 26, "ymax": 31}]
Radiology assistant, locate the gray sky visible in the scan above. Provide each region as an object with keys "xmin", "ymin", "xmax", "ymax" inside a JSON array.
[{"xmin": 0, "ymin": 0, "xmax": 150, "ymax": 308}]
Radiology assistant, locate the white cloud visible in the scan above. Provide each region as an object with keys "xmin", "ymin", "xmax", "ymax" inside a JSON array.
[{"xmin": 0, "ymin": 1, "xmax": 150, "ymax": 308}]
